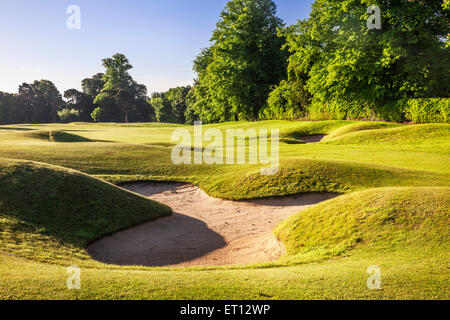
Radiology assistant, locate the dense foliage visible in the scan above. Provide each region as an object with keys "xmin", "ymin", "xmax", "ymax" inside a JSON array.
[
  {"xmin": 92, "ymin": 54, "xmax": 151, "ymax": 123},
  {"xmin": 148, "ymin": 86, "xmax": 191, "ymax": 124},
  {"xmin": 0, "ymin": 80, "xmax": 63, "ymax": 124},
  {"xmin": 188, "ymin": 0, "xmax": 288, "ymax": 123},
  {"xmin": 272, "ymin": 0, "xmax": 450, "ymax": 121},
  {"xmin": 404, "ymin": 98, "xmax": 449, "ymax": 123}
]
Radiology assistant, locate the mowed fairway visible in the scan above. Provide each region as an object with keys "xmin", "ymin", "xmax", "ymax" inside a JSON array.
[{"xmin": 0, "ymin": 120, "xmax": 449, "ymax": 299}]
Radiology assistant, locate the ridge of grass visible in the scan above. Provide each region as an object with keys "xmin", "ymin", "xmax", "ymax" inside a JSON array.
[
  {"xmin": 0, "ymin": 158, "xmax": 171, "ymax": 266},
  {"xmin": 0, "ymin": 130, "xmax": 93, "ymax": 143},
  {"xmin": 197, "ymin": 159, "xmax": 450, "ymax": 200},
  {"xmin": 323, "ymin": 122, "xmax": 402, "ymax": 141},
  {"xmin": 324, "ymin": 124, "xmax": 450, "ymax": 145},
  {"xmin": 275, "ymin": 187, "xmax": 450, "ymax": 264},
  {"xmin": 28, "ymin": 130, "xmax": 93, "ymax": 142}
]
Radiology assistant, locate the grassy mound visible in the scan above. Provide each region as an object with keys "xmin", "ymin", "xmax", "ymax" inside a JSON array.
[
  {"xmin": 0, "ymin": 158, "xmax": 171, "ymax": 265},
  {"xmin": 281, "ymin": 120, "xmax": 353, "ymax": 139},
  {"xmin": 275, "ymin": 187, "xmax": 450, "ymax": 264},
  {"xmin": 323, "ymin": 122, "xmax": 402, "ymax": 141},
  {"xmin": 199, "ymin": 159, "xmax": 449, "ymax": 200},
  {"xmin": 24, "ymin": 130, "xmax": 92, "ymax": 142},
  {"xmin": 324, "ymin": 124, "xmax": 450, "ymax": 145}
]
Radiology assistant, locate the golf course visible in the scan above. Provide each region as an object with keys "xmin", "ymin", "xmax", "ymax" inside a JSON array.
[
  {"xmin": 1, "ymin": 0, "xmax": 449, "ymax": 303},
  {"xmin": 0, "ymin": 120, "xmax": 449, "ymax": 299}
]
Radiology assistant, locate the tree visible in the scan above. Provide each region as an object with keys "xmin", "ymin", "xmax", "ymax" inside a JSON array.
[
  {"xmin": 114, "ymin": 89, "xmax": 134, "ymax": 123},
  {"xmin": 148, "ymin": 93, "xmax": 175, "ymax": 123},
  {"xmin": 165, "ymin": 86, "xmax": 191, "ymax": 124},
  {"xmin": 93, "ymin": 54, "xmax": 148, "ymax": 123},
  {"xmin": 277, "ymin": 0, "xmax": 450, "ymax": 121},
  {"xmin": 35, "ymin": 80, "xmax": 64, "ymax": 123},
  {"xmin": 81, "ymin": 73, "xmax": 105, "ymax": 97},
  {"xmin": 17, "ymin": 80, "xmax": 63, "ymax": 123},
  {"xmin": 64, "ymin": 89, "xmax": 95, "ymax": 122},
  {"xmin": 61, "ymin": 73, "xmax": 106, "ymax": 123},
  {"xmin": 0, "ymin": 92, "xmax": 23, "ymax": 124},
  {"xmin": 18, "ymin": 83, "xmax": 34, "ymax": 123},
  {"xmin": 148, "ymin": 86, "xmax": 192, "ymax": 124},
  {"xmin": 190, "ymin": 0, "xmax": 288, "ymax": 123}
]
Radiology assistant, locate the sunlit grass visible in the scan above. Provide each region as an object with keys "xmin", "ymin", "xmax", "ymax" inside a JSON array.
[{"xmin": 0, "ymin": 120, "xmax": 449, "ymax": 299}]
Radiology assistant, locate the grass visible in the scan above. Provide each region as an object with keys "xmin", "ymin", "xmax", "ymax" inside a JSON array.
[
  {"xmin": 0, "ymin": 120, "xmax": 449, "ymax": 299},
  {"xmin": 275, "ymin": 187, "xmax": 449, "ymax": 265},
  {"xmin": 24, "ymin": 130, "xmax": 94, "ymax": 143},
  {"xmin": 323, "ymin": 124, "xmax": 450, "ymax": 145},
  {"xmin": 0, "ymin": 158, "xmax": 171, "ymax": 266}
]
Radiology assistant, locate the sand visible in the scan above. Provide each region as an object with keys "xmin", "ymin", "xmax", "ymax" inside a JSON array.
[{"xmin": 88, "ymin": 183, "xmax": 336, "ymax": 267}]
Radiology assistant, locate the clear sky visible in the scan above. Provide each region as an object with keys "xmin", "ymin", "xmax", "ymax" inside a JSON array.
[{"xmin": 0, "ymin": 0, "xmax": 314, "ymax": 95}]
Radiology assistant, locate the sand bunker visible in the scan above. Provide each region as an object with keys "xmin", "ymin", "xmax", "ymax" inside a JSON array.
[
  {"xmin": 88, "ymin": 183, "xmax": 336, "ymax": 267},
  {"xmin": 300, "ymin": 135, "xmax": 326, "ymax": 143}
]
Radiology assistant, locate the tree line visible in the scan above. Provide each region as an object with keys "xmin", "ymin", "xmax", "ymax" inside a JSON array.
[
  {"xmin": 1, "ymin": 0, "xmax": 448, "ymax": 125},
  {"xmin": 0, "ymin": 54, "xmax": 192, "ymax": 125},
  {"xmin": 187, "ymin": 0, "xmax": 449, "ymax": 123}
]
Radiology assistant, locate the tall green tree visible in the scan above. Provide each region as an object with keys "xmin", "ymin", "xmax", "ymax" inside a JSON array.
[
  {"xmin": 17, "ymin": 83, "xmax": 34, "ymax": 123},
  {"xmin": 93, "ymin": 54, "xmax": 148, "ymax": 123},
  {"xmin": 17, "ymin": 80, "xmax": 63, "ymax": 123},
  {"xmin": 190, "ymin": 0, "xmax": 288, "ymax": 123}
]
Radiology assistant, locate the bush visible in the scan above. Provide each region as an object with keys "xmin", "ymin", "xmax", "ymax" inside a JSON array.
[
  {"xmin": 306, "ymin": 100, "xmax": 374, "ymax": 121},
  {"xmin": 372, "ymin": 101, "xmax": 405, "ymax": 123},
  {"xmin": 404, "ymin": 98, "xmax": 449, "ymax": 123},
  {"xmin": 262, "ymin": 80, "xmax": 310, "ymax": 120},
  {"xmin": 305, "ymin": 99, "xmax": 449, "ymax": 123},
  {"xmin": 58, "ymin": 109, "xmax": 80, "ymax": 123}
]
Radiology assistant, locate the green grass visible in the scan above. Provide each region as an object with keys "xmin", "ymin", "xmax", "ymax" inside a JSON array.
[
  {"xmin": 275, "ymin": 187, "xmax": 449, "ymax": 264},
  {"xmin": 24, "ymin": 130, "xmax": 93, "ymax": 143},
  {"xmin": 0, "ymin": 129, "xmax": 93, "ymax": 143},
  {"xmin": 324, "ymin": 124, "xmax": 450, "ymax": 145},
  {"xmin": 0, "ymin": 122, "xmax": 448, "ymax": 197},
  {"xmin": 322, "ymin": 122, "xmax": 403, "ymax": 141},
  {"xmin": 0, "ymin": 158, "xmax": 171, "ymax": 266},
  {"xmin": 0, "ymin": 120, "xmax": 449, "ymax": 299}
]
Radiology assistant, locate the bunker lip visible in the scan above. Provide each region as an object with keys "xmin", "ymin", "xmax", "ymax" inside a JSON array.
[
  {"xmin": 87, "ymin": 183, "xmax": 337, "ymax": 267},
  {"xmin": 299, "ymin": 134, "xmax": 326, "ymax": 143}
]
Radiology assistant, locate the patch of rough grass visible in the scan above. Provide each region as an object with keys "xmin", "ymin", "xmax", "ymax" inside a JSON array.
[
  {"xmin": 275, "ymin": 187, "xmax": 450, "ymax": 264},
  {"xmin": 0, "ymin": 158, "xmax": 171, "ymax": 266}
]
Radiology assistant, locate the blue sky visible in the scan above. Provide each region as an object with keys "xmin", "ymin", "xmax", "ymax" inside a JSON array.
[{"xmin": 0, "ymin": 0, "xmax": 314, "ymax": 94}]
